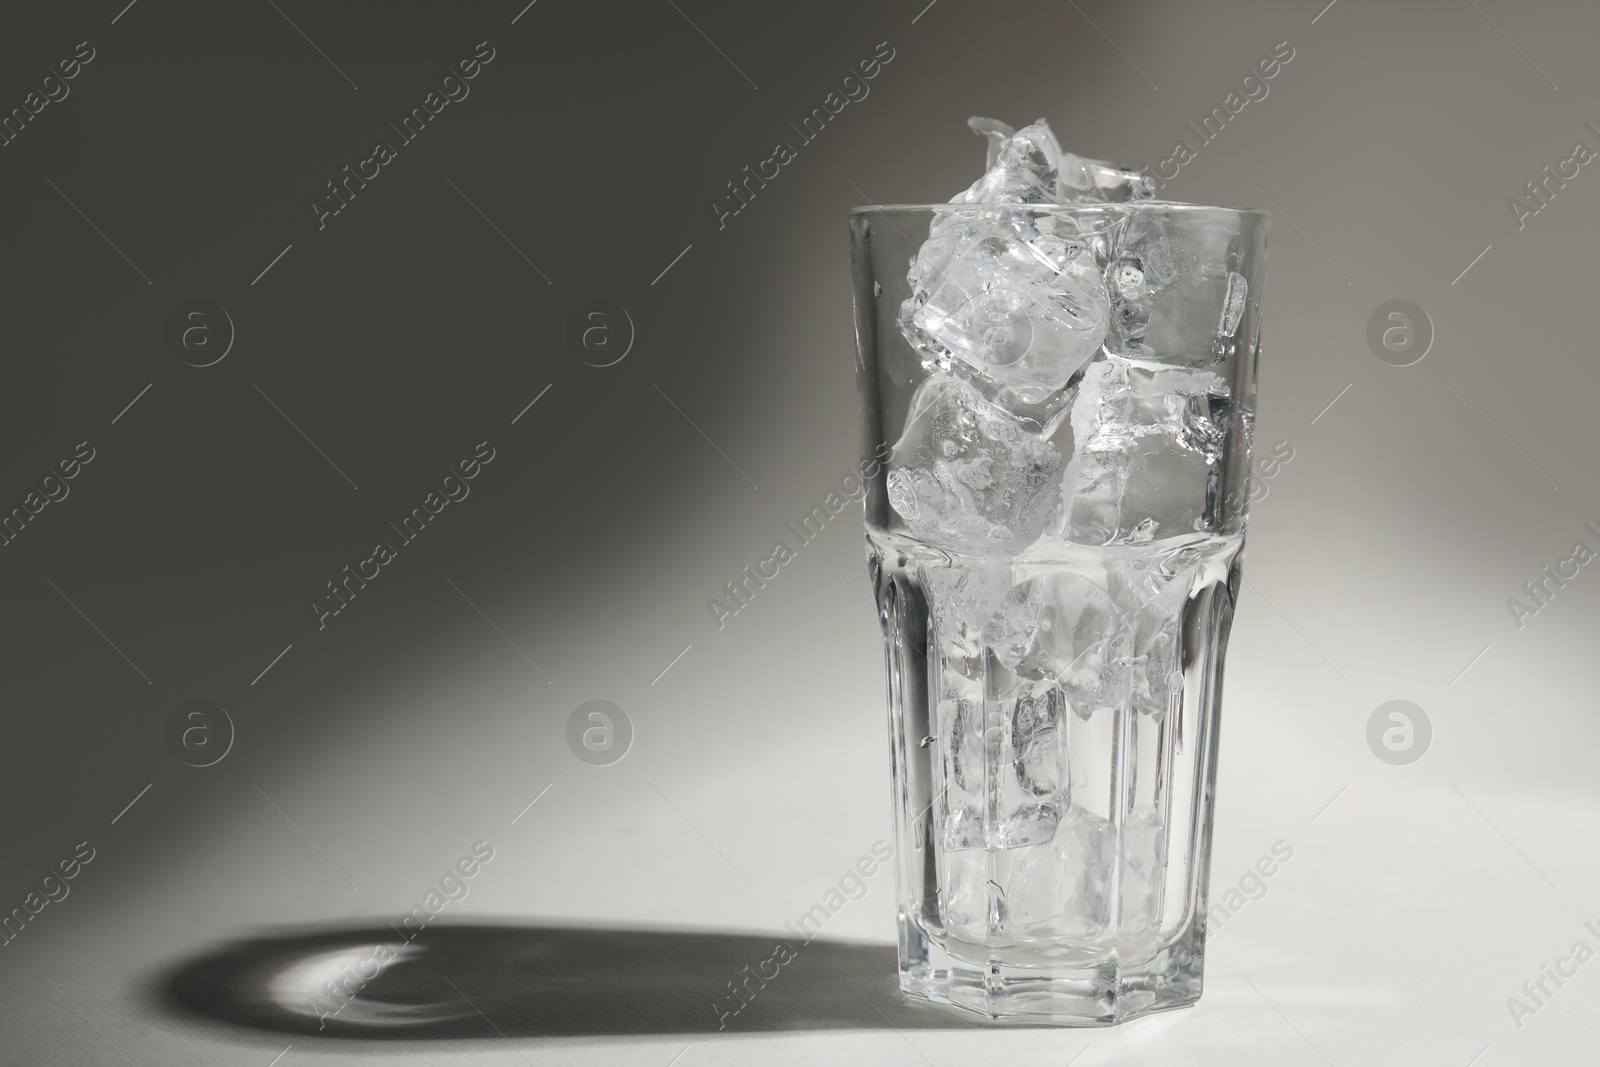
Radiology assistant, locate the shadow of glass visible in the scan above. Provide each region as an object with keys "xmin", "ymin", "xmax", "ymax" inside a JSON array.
[{"xmin": 156, "ymin": 921, "xmax": 984, "ymax": 1039}]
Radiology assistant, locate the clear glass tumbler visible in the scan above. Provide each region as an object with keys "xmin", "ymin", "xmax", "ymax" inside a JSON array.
[{"xmin": 851, "ymin": 202, "xmax": 1269, "ymax": 1024}]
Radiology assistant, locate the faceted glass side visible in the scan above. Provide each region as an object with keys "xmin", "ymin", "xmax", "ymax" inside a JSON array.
[{"xmin": 870, "ymin": 527, "xmax": 1238, "ymax": 1023}]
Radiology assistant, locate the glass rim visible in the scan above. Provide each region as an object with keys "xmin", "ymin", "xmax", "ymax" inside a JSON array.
[{"xmin": 850, "ymin": 201, "xmax": 1271, "ymax": 221}]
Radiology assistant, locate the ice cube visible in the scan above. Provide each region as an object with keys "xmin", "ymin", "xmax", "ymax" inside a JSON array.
[
  {"xmin": 941, "ymin": 757, "xmax": 1062, "ymax": 851},
  {"xmin": 1003, "ymin": 841, "xmax": 1062, "ymax": 934},
  {"xmin": 1013, "ymin": 570, "xmax": 1129, "ymax": 718},
  {"xmin": 899, "ymin": 210, "xmax": 1111, "ymax": 410},
  {"xmin": 1011, "ymin": 682, "xmax": 1067, "ymax": 796},
  {"xmin": 1107, "ymin": 209, "xmax": 1245, "ymax": 365},
  {"xmin": 943, "ymin": 802, "xmax": 983, "ymax": 851},
  {"xmin": 886, "ymin": 374, "xmax": 1062, "ymax": 551},
  {"xmin": 1056, "ymin": 357, "xmax": 1231, "ymax": 545},
  {"xmin": 1123, "ymin": 567, "xmax": 1190, "ymax": 719},
  {"xmin": 1007, "ymin": 805, "xmax": 1159, "ymax": 939},
  {"xmin": 994, "ymin": 802, "xmax": 1062, "ymax": 850},
  {"xmin": 1119, "ymin": 808, "xmax": 1166, "ymax": 931},
  {"xmin": 956, "ymin": 118, "xmax": 1156, "ymax": 205},
  {"xmin": 896, "ymin": 119, "xmax": 1159, "ymax": 423},
  {"xmin": 995, "ymin": 806, "xmax": 1113, "ymax": 937},
  {"xmin": 1057, "ymin": 151, "xmax": 1159, "ymax": 204},
  {"xmin": 955, "ymin": 120, "xmax": 1068, "ymax": 205},
  {"xmin": 921, "ymin": 560, "xmax": 1043, "ymax": 666},
  {"xmin": 940, "ymin": 692, "xmax": 979, "ymax": 795},
  {"xmin": 967, "ymin": 115, "xmax": 1014, "ymax": 170},
  {"xmin": 922, "ymin": 562, "xmax": 1010, "ymax": 659},
  {"xmin": 942, "ymin": 847, "xmax": 990, "ymax": 933},
  {"xmin": 1218, "ymin": 271, "xmax": 1248, "ymax": 337},
  {"xmin": 989, "ymin": 580, "xmax": 1044, "ymax": 671},
  {"xmin": 1008, "ymin": 804, "xmax": 1114, "ymax": 938}
]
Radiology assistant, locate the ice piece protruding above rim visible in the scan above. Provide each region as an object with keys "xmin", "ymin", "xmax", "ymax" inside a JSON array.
[{"xmin": 956, "ymin": 118, "xmax": 1157, "ymax": 204}]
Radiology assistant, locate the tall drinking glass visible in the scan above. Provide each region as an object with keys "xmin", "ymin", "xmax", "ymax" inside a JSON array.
[{"xmin": 851, "ymin": 202, "xmax": 1270, "ymax": 1024}]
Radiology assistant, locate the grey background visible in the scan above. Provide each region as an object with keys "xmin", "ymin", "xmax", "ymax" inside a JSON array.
[{"xmin": 2, "ymin": 0, "xmax": 1597, "ymax": 1063}]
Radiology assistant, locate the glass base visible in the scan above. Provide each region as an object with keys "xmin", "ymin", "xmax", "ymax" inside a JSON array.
[{"xmin": 897, "ymin": 915, "xmax": 1205, "ymax": 1025}]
